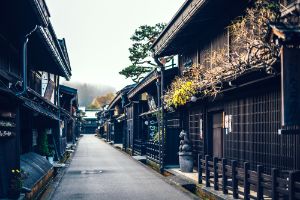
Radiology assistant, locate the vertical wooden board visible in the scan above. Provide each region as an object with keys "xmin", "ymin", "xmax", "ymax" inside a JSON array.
[{"xmin": 281, "ymin": 46, "xmax": 300, "ymax": 128}]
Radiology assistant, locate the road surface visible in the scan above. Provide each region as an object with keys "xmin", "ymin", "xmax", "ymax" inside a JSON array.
[{"xmin": 51, "ymin": 135, "xmax": 195, "ymax": 200}]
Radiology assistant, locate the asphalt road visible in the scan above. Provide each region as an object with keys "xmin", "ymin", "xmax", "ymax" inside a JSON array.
[{"xmin": 51, "ymin": 135, "xmax": 195, "ymax": 200}]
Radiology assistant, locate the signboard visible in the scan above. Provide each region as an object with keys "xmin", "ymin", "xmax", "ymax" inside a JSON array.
[
  {"xmin": 0, "ymin": 111, "xmax": 16, "ymax": 138},
  {"xmin": 148, "ymin": 118, "xmax": 157, "ymax": 139},
  {"xmin": 44, "ymin": 79, "xmax": 55, "ymax": 101},
  {"xmin": 199, "ymin": 119, "xmax": 203, "ymax": 139},
  {"xmin": 147, "ymin": 95, "xmax": 157, "ymax": 111},
  {"xmin": 224, "ymin": 115, "xmax": 232, "ymax": 134},
  {"xmin": 281, "ymin": 46, "xmax": 300, "ymax": 131},
  {"xmin": 0, "ymin": 131, "xmax": 15, "ymax": 137}
]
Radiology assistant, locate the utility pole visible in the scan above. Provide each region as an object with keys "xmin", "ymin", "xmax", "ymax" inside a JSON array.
[{"xmin": 155, "ymin": 56, "xmax": 165, "ymax": 174}]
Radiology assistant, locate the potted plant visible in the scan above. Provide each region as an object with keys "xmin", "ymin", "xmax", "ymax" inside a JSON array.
[
  {"xmin": 37, "ymin": 130, "xmax": 50, "ymax": 159},
  {"xmin": 178, "ymin": 130, "xmax": 193, "ymax": 172},
  {"xmin": 8, "ymin": 169, "xmax": 22, "ymax": 199},
  {"xmin": 47, "ymin": 149, "xmax": 55, "ymax": 164}
]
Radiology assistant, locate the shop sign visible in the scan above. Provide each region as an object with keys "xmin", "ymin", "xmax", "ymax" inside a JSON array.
[
  {"xmin": 0, "ymin": 111, "xmax": 16, "ymax": 138},
  {"xmin": 0, "ymin": 130, "xmax": 15, "ymax": 137},
  {"xmin": 44, "ymin": 79, "xmax": 55, "ymax": 101},
  {"xmin": 148, "ymin": 119, "xmax": 157, "ymax": 139},
  {"xmin": 199, "ymin": 119, "xmax": 203, "ymax": 139},
  {"xmin": 224, "ymin": 115, "xmax": 232, "ymax": 134},
  {"xmin": 147, "ymin": 95, "xmax": 157, "ymax": 111}
]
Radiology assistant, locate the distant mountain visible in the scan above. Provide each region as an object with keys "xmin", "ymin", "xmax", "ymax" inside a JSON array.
[{"xmin": 61, "ymin": 81, "xmax": 116, "ymax": 107}]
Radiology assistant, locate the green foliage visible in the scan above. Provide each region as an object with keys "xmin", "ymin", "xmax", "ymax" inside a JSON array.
[
  {"xmin": 37, "ymin": 131, "xmax": 50, "ymax": 157},
  {"xmin": 153, "ymin": 131, "xmax": 161, "ymax": 143},
  {"xmin": 153, "ymin": 129, "xmax": 166, "ymax": 143},
  {"xmin": 9, "ymin": 169, "xmax": 22, "ymax": 196},
  {"xmin": 119, "ymin": 65, "xmax": 153, "ymax": 83},
  {"xmin": 119, "ymin": 23, "xmax": 166, "ymax": 83}
]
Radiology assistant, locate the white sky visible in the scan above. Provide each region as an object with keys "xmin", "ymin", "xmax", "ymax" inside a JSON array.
[{"xmin": 46, "ymin": 0, "xmax": 184, "ymax": 90}]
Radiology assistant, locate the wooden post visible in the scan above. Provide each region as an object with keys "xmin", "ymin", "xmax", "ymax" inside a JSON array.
[
  {"xmin": 271, "ymin": 168, "xmax": 279, "ymax": 200},
  {"xmin": 281, "ymin": 46, "xmax": 300, "ymax": 130},
  {"xmin": 214, "ymin": 157, "xmax": 219, "ymax": 190},
  {"xmin": 198, "ymin": 154, "xmax": 202, "ymax": 184},
  {"xmin": 205, "ymin": 155, "xmax": 210, "ymax": 187},
  {"xmin": 232, "ymin": 160, "xmax": 238, "ymax": 199},
  {"xmin": 256, "ymin": 165, "xmax": 263, "ymax": 200},
  {"xmin": 244, "ymin": 162, "xmax": 250, "ymax": 200},
  {"xmin": 222, "ymin": 158, "xmax": 228, "ymax": 194}
]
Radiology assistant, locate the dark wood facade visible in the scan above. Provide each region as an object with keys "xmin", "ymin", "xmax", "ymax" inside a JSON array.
[
  {"xmin": 152, "ymin": 0, "xmax": 300, "ymax": 174},
  {"xmin": 125, "ymin": 67, "xmax": 179, "ymax": 166},
  {"xmin": 183, "ymin": 76, "xmax": 300, "ymax": 172},
  {"xmin": 0, "ymin": 0, "xmax": 72, "ymax": 198},
  {"xmin": 81, "ymin": 109, "xmax": 99, "ymax": 134},
  {"xmin": 106, "ymin": 85, "xmax": 135, "ymax": 145},
  {"xmin": 59, "ymin": 85, "xmax": 79, "ymax": 144}
]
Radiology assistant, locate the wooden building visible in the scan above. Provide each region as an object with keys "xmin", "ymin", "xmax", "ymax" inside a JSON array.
[
  {"xmin": 106, "ymin": 84, "xmax": 135, "ymax": 145},
  {"xmin": 0, "ymin": 0, "xmax": 72, "ymax": 198},
  {"xmin": 152, "ymin": 0, "xmax": 300, "ymax": 174},
  {"xmin": 59, "ymin": 85, "xmax": 79, "ymax": 146},
  {"xmin": 81, "ymin": 109, "xmax": 99, "ymax": 134},
  {"xmin": 126, "ymin": 68, "xmax": 179, "ymax": 167},
  {"xmin": 97, "ymin": 108, "xmax": 109, "ymax": 139}
]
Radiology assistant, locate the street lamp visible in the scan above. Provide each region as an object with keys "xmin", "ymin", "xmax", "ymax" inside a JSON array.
[{"xmin": 190, "ymin": 96, "xmax": 197, "ymax": 102}]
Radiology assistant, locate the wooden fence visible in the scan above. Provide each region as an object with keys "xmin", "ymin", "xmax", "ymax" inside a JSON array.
[
  {"xmin": 133, "ymin": 139, "xmax": 146, "ymax": 156},
  {"xmin": 146, "ymin": 140, "xmax": 162, "ymax": 164},
  {"xmin": 198, "ymin": 155, "xmax": 300, "ymax": 200}
]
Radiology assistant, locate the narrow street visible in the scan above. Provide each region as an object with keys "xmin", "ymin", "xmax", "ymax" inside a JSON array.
[{"xmin": 51, "ymin": 135, "xmax": 195, "ymax": 200}]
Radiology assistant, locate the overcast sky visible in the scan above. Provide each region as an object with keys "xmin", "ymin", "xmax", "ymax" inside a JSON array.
[{"xmin": 46, "ymin": 0, "xmax": 183, "ymax": 90}]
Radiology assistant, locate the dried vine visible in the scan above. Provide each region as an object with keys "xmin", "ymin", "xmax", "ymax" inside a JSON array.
[{"xmin": 164, "ymin": 0, "xmax": 281, "ymax": 108}]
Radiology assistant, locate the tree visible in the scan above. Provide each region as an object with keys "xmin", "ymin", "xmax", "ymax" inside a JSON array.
[
  {"xmin": 119, "ymin": 23, "xmax": 166, "ymax": 83},
  {"xmin": 88, "ymin": 92, "xmax": 115, "ymax": 109}
]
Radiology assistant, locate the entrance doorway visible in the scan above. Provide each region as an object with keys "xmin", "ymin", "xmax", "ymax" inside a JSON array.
[{"xmin": 210, "ymin": 112, "xmax": 223, "ymax": 158}]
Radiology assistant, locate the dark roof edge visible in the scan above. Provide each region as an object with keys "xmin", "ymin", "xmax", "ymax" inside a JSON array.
[
  {"xmin": 108, "ymin": 84, "xmax": 135, "ymax": 109},
  {"xmin": 151, "ymin": 0, "xmax": 192, "ymax": 49},
  {"xmin": 29, "ymin": 0, "xmax": 50, "ymax": 27},
  {"xmin": 127, "ymin": 70, "xmax": 158, "ymax": 99},
  {"xmin": 59, "ymin": 85, "xmax": 77, "ymax": 94},
  {"xmin": 151, "ymin": 0, "xmax": 209, "ymax": 56}
]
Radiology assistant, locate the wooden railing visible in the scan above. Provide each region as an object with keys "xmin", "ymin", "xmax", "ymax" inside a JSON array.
[
  {"xmin": 146, "ymin": 140, "xmax": 162, "ymax": 164},
  {"xmin": 198, "ymin": 155, "xmax": 300, "ymax": 200}
]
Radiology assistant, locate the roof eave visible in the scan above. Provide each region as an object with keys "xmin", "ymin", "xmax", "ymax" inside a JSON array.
[
  {"xmin": 29, "ymin": 0, "xmax": 50, "ymax": 27},
  {"xmin": 152, "ymin": 0, "xmax": 208, "ymax": 57},
  {"xmin": 127, "ymin": 70, "xmax": 159, "ymax": 99}
]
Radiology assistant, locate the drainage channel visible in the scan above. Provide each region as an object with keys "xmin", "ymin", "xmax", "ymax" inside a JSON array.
[{"xmin": 67, "ymin": 169, "xmax": 103, "ymax": 175}]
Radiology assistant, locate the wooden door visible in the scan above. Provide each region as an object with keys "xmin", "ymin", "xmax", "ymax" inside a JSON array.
[{"xmin": 212, "ymin": 112, "xmax": 223, "ymax": 158}]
